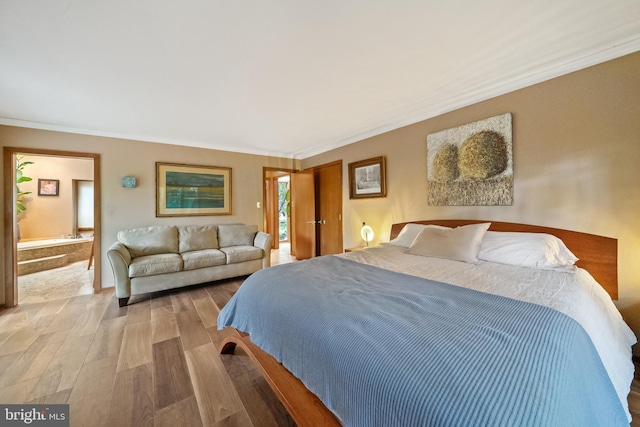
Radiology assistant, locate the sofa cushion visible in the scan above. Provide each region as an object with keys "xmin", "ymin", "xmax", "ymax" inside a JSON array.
[
  {"xmin": 118, "ymin": 226, "xmax": 179, "ymax": 258},
  {"xmin": 217, "ymin": 224, "xmax": 258, "ymax": 247},
  {"xmin": 182, "ymin": 249, "xmax": 226, "ymax": 271},
  {"xmin": 178, "ymin": 225, "xmax": 219, "ymax": 253},
  {"xmin": 129, "ymin": 253, "xmax": 183, "ymax": 278},
  {"xmin": 220, "ymin": 246, "xmax": 263, "ymax": 264}
]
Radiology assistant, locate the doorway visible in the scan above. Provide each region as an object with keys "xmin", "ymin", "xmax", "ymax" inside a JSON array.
[
  {"xmin": 274, "ymin": 160, "xmax": 343, "ymax": 260},
  {"xmin": 73, "ymin": 179, "xmax": 95, "ymax": 238},
  {"xmin": 3, "ymin": 147, "xmax": 102, "ymax": 308},
  {"xmin": 264, "ymin": 167, "xmax": 295, "ymax": 251},
  {"xmin": 276, "ymin": 175, "xmax": 290, "ymax": 243}
]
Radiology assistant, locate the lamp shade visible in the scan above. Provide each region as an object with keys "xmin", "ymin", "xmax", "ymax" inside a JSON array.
[{"xmin": 360, "ymin": 223, "xmax": 374, "ymax": 246}]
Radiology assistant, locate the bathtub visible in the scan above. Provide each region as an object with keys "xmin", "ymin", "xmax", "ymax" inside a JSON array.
[
  {"xmin": 17, "ymin": 237, "xmax": 94, "ymax": 275},
  {"xmin": 17, "ymin": 237, "xmax": 93, "ymax": 250}
]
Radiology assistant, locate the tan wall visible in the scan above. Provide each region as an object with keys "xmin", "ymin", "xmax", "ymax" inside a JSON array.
[
  {"xmin": 303, "ymin": 52, "xmax": 640, "ymax": 341},
  {"xmin": 17, "ymin": 154, "xmax": 93, "ymax": 240},
  {"xmin": 1, "ymin": 128, "xmax": 299, "ymax": 302}
]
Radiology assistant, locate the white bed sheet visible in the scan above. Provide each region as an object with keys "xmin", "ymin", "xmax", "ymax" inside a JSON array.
[{"xmin": 340, "ymin": 244, "xmax": 637, "ymax": 420}]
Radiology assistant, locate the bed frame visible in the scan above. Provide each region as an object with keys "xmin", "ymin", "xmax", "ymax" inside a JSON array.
[{"xmin": 220, "ymin": 220, "xmax": 618, "ymax": 427}]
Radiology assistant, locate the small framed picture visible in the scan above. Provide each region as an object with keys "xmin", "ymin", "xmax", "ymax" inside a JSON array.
[
  {"xmin": 38, "ymin": 179, "xmax": 59, "ymax": 196},
  {"xmin": 348, "ymin": 156, "xmax": 387, "ymax": 199}
]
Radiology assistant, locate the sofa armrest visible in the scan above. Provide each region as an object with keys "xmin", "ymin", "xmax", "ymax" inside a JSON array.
[
  {"xmin": 107, "ymin": 242, "xmax": 132, "ymax": 299},
  {"xmin": 254, "ymin": 231, "xmax": 274, "ymax": 268}
]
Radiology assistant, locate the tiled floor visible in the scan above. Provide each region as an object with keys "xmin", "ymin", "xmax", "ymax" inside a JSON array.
[{"xmin": 18, "ymin": 260, "xmax": 95, "ymax": 304}]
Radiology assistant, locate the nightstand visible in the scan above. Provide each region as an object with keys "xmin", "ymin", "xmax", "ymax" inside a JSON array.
[{"xmin": 344, "ymin": 246, "xmax": 366, "ymax": 253}]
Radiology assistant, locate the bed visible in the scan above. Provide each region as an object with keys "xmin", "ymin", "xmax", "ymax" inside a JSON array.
[{"xmin": 218, "ymin": 220, "xmax": 636, "ymax": 426}]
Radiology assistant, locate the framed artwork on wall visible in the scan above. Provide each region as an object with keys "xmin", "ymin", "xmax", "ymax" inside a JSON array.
[
  {"xmin": 156, "ymin": 162, "xmax": 232, "ymax": 217},
  {"xmin": 37, "ymin": 179, "xmax": 59, "ymax": 196},
  {"xmin": 426, "ymin": 113, "xmax": 513, "ymax": 206},
  {"xmin": 348, "ymin": 156, "xmax": 386, "ymax": 199}
]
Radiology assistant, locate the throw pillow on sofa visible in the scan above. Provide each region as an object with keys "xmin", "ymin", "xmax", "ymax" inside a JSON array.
[
  {"xmin": 178, "ymin": 225, "xmax": 219, "ymax": 253},
  {"xmin": 218, "ymin": 224, "xmax": 258, "ymax": 247},
  {"xmin": 118, "ymin": 225, "xmax": 178, "ymax": 257}
]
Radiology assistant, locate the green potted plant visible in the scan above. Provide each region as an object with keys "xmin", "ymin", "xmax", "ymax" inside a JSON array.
[{"xmin": 16, "ymin": 155, "xmax": 34, "ymax": 240}]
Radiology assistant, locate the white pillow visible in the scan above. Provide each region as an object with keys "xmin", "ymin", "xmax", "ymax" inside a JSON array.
[
  {"xmin": 407, "ymin": 223, "xmax": 491, "ymax": 264},
  {"xmin": 388, "ymin": 223, "xmax": 450, "ymax": 247},
  {"xmin": 478, "ymin": 231, "xmax": 578, "ymax": 271}
]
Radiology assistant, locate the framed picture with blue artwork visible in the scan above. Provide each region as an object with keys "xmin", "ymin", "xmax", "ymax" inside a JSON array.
[{"xmin": 156, "ymin": 162, "xmax": 232, "ymax": 217}]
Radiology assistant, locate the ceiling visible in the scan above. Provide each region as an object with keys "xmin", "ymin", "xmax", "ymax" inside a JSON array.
[{"xmin": 1, "ymin": 1, "xmax": 639, "ymax": 159}]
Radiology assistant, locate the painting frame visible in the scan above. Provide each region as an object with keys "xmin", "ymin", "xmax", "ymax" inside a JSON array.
[
  {"xmin": 156, "ymin": 162, "xmax": 232, "ymax": 217},
  {"xmin": 37, "ymin": 179, "xmax": 59, "ymax": 196},
  {"xmin": 426, "ymin": 113, "xmax": 513, "ymax": 206},
  {"xmin": 348, "ymin": 156, "xmax": 387, "ymax": 199}
]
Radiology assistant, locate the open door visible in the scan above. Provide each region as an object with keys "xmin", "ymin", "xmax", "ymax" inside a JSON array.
[
  {"xmin": 264, "ymin": 174, "xmax": 278, "ymax": 249},
  {"xmin": 313, "ymin": 161, "xmax": 343, "ymax": 255},
  {"xmin": 290, "ymin": 169, "xmax": 316, "ymax": 260}
]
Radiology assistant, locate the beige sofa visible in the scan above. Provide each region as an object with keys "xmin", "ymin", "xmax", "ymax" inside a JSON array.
[{"xmin": 107, "ymin": 224, "xmax": 273, "ymax": 306}]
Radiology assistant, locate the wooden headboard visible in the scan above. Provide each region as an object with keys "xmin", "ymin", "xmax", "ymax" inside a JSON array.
[{"xmin": 390, "ymin": 220, "xmax": 618, "ymax": 300}]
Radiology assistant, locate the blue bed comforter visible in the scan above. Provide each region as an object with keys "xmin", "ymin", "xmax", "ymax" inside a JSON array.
[{"xmin": 218, "ymin": 256, "xmax": 627, "ymax": 426}]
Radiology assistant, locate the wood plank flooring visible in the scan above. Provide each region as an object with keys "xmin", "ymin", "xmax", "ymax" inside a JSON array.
[
  {"xmin": 1, "ymin": 243, "xmax": 298, "ymax": 427},
  {"xmin": 3, "ymin": 241, "xmax": 640, "ymax": 426},
  {"xmin": 0, "ymin": 280, "xmax": 296, "ymax": 427}
]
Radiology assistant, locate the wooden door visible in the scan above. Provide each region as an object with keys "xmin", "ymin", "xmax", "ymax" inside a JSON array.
[
  {"xmin": 264, "ymin": 175, "xmax": 279, "ymax": 249},
  {"xmin": 291, "ymin": 170, "xmax": 316, "ymax": 260},
  {"xmin": 314, "ymin": 161, "xmax": 343, "ymax": 255}
]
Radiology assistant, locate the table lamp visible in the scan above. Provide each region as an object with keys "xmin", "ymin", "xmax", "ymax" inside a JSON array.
[{"xmin": 361, "ymin": 222, "xmax": 374, "ymax": 246}]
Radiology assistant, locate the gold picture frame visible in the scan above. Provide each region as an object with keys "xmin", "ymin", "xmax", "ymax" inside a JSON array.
[
  {"xmin": 156, "ymin": 162, "xmax": 232, "ymax": 217},
  {"xmin": 348, "ymin": 156, "xmax": 386, "ymax": 199}
]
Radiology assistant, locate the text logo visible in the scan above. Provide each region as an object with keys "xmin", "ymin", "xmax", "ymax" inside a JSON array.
[{"xmin": 1, "ymin": 405, "xmax": 69, "ymax": 426}]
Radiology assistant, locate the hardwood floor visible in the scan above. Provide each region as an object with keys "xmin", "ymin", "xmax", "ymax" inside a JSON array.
[
  {"xmin": 0, "ymin": 243, "xmax": 297, "ymax": 427},
  {"xmin": 0, "ymin": 279, "xmax": 296, "ymax": 427},
  {"xmin": 2, "ymin": 242, "xmax": 640, "ymax": 426}
]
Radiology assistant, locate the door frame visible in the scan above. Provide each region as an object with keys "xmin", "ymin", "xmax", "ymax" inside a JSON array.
[
  {"xmin": 263, "ymin": 167, "xmax": 296, "ymax": 250},
  {"xmin": 3, "ymin": 147, "xmax": 102, "ymax": 308}
]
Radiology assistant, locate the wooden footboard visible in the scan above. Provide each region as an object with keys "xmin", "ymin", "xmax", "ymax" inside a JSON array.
[{"xmin": 220, "ymin": 329, "xmax": 341, "ymax": 427}]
